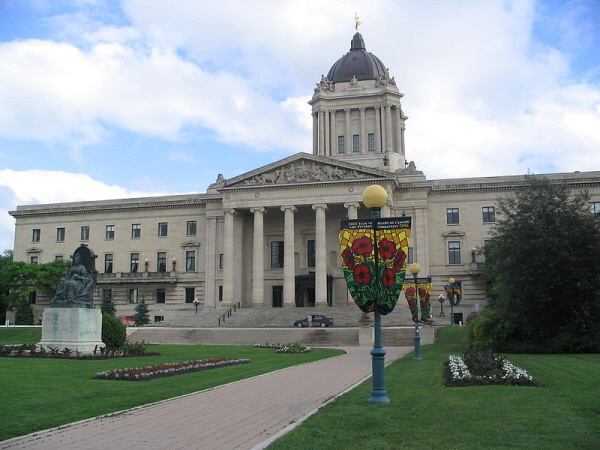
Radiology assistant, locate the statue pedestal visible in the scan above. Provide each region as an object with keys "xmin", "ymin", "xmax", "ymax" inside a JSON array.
[{"xmin": 39, "ymin": 308, "xmax": 104, "ymax": 354}]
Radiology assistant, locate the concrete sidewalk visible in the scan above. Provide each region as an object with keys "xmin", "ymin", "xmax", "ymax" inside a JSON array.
[{"xmin": 1, "ymin": 346, "xmax": 411, "ymax": 450}]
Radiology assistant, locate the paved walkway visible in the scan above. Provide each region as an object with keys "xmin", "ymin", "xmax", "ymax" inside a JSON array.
[{"xmin": 1, "ymin": 347, "xmax": 411, "ymax": 450}]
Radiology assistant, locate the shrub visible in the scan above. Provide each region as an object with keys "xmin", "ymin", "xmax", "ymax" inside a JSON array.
[{"xmin": 102, "ymin": 314, "xmax": 126, "ymax": 349}]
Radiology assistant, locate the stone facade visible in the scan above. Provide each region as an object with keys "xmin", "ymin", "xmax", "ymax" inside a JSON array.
[{"xmin": 9, "ymin": 32, "xmax": 600, "ymax": 325}]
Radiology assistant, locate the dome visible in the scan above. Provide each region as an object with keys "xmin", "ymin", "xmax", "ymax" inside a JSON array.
[{"xmin": 326, "ymin": 32, "xmax": 387, "ymax": 83}]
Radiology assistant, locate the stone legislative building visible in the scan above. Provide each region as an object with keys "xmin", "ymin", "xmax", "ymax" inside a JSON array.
[{"xmin": 9, "ymin": 32, "xmax": 600, "ymax": 325}]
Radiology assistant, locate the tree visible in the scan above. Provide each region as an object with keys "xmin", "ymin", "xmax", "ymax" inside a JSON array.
[
  {"xmin": 481, "ymin": 175, "xmax": 600, "ymax": 352},
  {"xmin": 14, "ymin": 297, "xmax": 34, "ymax": 325},
  {"xmin": 133, "ymin": 296, "xmax": 150, "ymax": 327},
  {"xmin": 100, "ymin": 290, "xmax": 116, "ymax": 316}
]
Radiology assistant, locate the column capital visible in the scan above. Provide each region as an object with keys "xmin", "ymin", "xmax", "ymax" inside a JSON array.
[
  {"xmin": 312, "ymin": 203, "xmax": 328, "ymax": 211},
  {"xmin": 250, "ymin": 207, "xmax": 266, "ymax": 214},
  {"xmin": 281, "ymin": 205, "xmax": 297, "ymax": 213}
]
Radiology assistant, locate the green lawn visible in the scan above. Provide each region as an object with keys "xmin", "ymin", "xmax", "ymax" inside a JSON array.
[
  {"xmin": 269, "ymin": 327, "xmax": 600, "ymax": 449},
  {"xmin": 0, "ymin": 328, "xmax": 344, "ymax": 441}
]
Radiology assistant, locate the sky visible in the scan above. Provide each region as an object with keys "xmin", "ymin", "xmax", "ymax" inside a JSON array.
[{"xmin": 0, "ymin": 0, "xmax": 599, "ymax": 252}]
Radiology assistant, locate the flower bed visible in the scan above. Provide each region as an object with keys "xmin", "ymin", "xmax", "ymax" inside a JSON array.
[
  {"xmin": 253, "ymin": 342, "xmax": 311, "ymax": 353},
  {"xmin": 95, "ymin": 358, "xmax": 250, "ymax": 381},
  {"xmin": 444, "ymin": 350, "xmax": 536, "ymax": 387}
]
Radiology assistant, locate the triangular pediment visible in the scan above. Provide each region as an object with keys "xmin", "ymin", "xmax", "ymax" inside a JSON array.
[{"xmin": 222, "ymin": 153, "xmax": 392, "ymax": 189}]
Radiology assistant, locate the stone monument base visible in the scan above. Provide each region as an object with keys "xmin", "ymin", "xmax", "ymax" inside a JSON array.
[{"xmin": 39, "ymin": 308, "xmax": 104, "ymax": 354}]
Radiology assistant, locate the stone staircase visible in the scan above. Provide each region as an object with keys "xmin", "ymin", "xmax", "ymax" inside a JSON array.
[{"xmin": 153, "ymin": 304, "xmax": 450, "ymax": 328}]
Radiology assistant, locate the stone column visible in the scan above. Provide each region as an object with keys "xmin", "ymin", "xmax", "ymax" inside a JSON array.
[
  {"xmin": 312, "ymin": 112, "xmax": 318, "ymax": 154},
  {"xmin": 344, "ymin": 202, "xmax": 360, "ymax": 219},
  {"xmin": 395, "ymin": 106, "xmax": 404, "ymax": 155},
  {"xmin": 223, "ymin": 209, "xmax": 236, "ymax": 307},
  {"xmin": 313, "ymin": 204, "xmax": 328, "ymax": 306},
  {"xmin": 250, "ymin": 207, "xmax": 266, "ymax": 307},
  {"xmin": 380, "ymin": 106, "xmax": 387, "ymax": 153},
  {"xmin": 386, "ymin": 104, "xmax": 393, "ymax": 153},
  {"xmin": 375, "ymin": 106, "xmax": 382, "ymax": 153},
  {"xmin": 281, "ymin": 205, "xmax": 297, "ymax": 306},
  {"xmin": 330, "ymin": 110, "xmax": 337, "ymax": 154},
  {"xmin": 204, "ymin": 215, "xmax": 218, "ymax": 308},
  {"xmin": 359, "ymin": 107, "xmax": 366, "ymax": 154},
  {"xmin": 323, "ymin": 109, "xmax": 329, "ymax": 156},
  {"xmin": 345, "ymin": 109, "xmax": 351, "ymax": 153},
  {"xmin": 318, "ymin": 110, "xmax": 325, "ymax": 156}
]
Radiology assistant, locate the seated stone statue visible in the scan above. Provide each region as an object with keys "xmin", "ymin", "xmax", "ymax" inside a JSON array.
[{"xmin": 51, "ymin": 245, "xmax": 97, "ymax": 308}]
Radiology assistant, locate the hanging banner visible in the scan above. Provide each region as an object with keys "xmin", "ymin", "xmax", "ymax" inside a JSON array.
[
  {"xmin": 339, "ymin": 217, "xmax": 411, "ymax": 315},
  {"xmin": 445, "ymin": 285, "xmax": 462, "ymax": 306},
  {"xmin": 403, "ymin": 278, "xmax": 432, "ymax": 323}
]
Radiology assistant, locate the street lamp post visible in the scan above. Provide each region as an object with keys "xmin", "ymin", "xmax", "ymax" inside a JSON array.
[
  {"xmin": 193, "ymin": 298, "xmax": 200, "ymax": 314},
  {"xmin": 409, "ymin": 263, "xmax": 423, "ymax": 360},
  {"xmin": 438, "ymin": 294, "xmax": 445, "ymax": 317},
  {"xmin": 363, "ymin": 184, "xmax": 391, "ymax": 404},
  {"xmin": 448, "ymin": 278, "xmax": 456, "ymax": 327}
]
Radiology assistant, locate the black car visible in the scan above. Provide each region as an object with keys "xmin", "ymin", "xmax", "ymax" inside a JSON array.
[{"xmin": 293, "ymin": 314, "xmax": 334, "ymax": 328}]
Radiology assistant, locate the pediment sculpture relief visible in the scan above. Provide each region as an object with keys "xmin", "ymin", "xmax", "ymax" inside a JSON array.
[{"xmin": 237, "ymin": 161, "xmax": 373, "ymax": 186}]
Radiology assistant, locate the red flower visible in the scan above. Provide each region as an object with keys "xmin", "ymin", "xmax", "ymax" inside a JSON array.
[
  {"xmin": 342, "ymin": 248, "xmax": 356, "ymax": 270},
  {"xmin": 352, "ymin": 237, "xmax": 373, "ymax": 257},
  {"xmin": 378, "ymin": 239, "xmax": 396, "ymax": 260},
  {"xmin": 393, "ymin": 249, "xmax": 407, "ymax": 272},
  {"xmin": 353, "ymin": 264, "xmax": 372, "ymax": 284},
  {"xmin": 382, "ymin": 268, "xmax": 395, "ymax": 287}
]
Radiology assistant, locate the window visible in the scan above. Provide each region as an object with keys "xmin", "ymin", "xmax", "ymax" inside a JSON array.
[
  {"xmin": 129, "ymin": 288, "xmax": 138, "ymax": 304},
  {"xmin": 32, "ymin": 229, "xmax": 40, "ymax": 242},
  {"xmin": 446, "ymin": 208, "xmax": 460, "ymax": 225},
  {"xmin": 352, "ymin": 134, "xmax": 360, "ymax": 152},
  {"xmin": 132, "ymin": 224, "xmax": 141, "ymax": 238},
  {"xmin": 337, "ymin": 136, "xmax": 345, "ymax": 153},
  {"xmin": 156, "ymin": 288, "xmax": 166, "ymax": 304},
  {"xmin": 157, "ymin": 252, "xmax": 167, "ymax": 272},
  {"xmin": 186, "ymin": 251, "xmax": 196, "ymax": 272},
  {"xmin": 589, "ymin": 202, "xmax": 600, "ymax": 216},
  {"xmin": 185, "ymin": 287, "xmax": 195, "ymax": 303},
  {"xmin": 29, "ymin": 291, "xmax": 37, "ymax": 305},
  {"xmin": 80, "ymin": 226, "xmax": 89, "ymax": 240},
  {"xmin": 271, "ymin": 241, "xmax": 284, "ymax": 268},
  {"xmin": 105, "ymin": 254, "xmax": 113, "ymax": 273},
  {"xmin": 219, "ymin": 254, "xmax": 224, "ymax": 270},
  {"xmin": 482, "ymin": 206, "xmax": 496, "ymax": 223},
  {"xmin": 30, "ymin": 256, "xmax": 39, "ymax": 264},
  {"xmin": 106, "ymin": 225, "xmax": 115, "ymax": 239},
  {"xmin": 158, "ymin": 222, "xmax": 168, "ymax": 237},
  {"xmin": 307, "ymin": 240, "xmax": 315, "ymax": 268},
  {"xmin": 448, "ymin": 241, "xmax": 461, "ymax": 264},
  {"xmin": 130, "ymin": 253, "xmax": 140, "ymax": 273},
  {"xmin": 55, "ymin": 255, "xmax": 63, "ymax": 261},
  {"xmin": 367, "ymin": 133, "xmax": 375, "ymax": 152},
  {"xmin": 187, "ymin": 221, "xmax": 197, "ymax": 236},
  {"xmin": 56, "ymin": 227, "xmax": 65, "ymax": 242}
]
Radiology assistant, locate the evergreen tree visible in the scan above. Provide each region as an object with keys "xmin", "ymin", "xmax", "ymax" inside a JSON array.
[
  {"xmin": 133, "ymin": 296, "xmax": 150, "ymax": 327},
  {"xmin": 14, "ymin": 297, "xmax": 34, "ymax": 325},
  {"xmin": 481, "ymin": 175, "xmax": 600, "ymax": 352},
  {"xmin": 100, "ymin": 290, "xmax": 116, "ymax": 316}
]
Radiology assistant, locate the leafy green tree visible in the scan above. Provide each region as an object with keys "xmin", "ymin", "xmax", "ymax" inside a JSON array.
[
  {"xmin": 133, "ymin": 296, "xmax": 150, "ymax": 327},
  {"xmin": 100, "ymin": 290, "xmax": 116, "ymax": 316},
  {"xmin": 482, "ymin": 175, "xmax": 600, "ymax": 352},
  {"xmin": 14, "ymin": 297, "xmax": 34, "ymax": 325}
]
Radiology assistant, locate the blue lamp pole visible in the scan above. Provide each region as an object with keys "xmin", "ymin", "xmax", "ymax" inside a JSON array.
[
  {"xmin": 363, "ymin": 185, "xmax": 391, "ymax": 404},
  {"xmin": 409, "ymin": 263, "xmax": 423, "ymax": 360}
]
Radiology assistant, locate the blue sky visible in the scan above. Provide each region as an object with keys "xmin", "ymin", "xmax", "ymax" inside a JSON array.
[{"xmin": 0, "ymin": 0, "xmax": 599, "ymax": 252}]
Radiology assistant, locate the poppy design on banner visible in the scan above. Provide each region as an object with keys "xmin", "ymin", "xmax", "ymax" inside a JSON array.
[
  {"xmin": 340, "ymin": 217, "xmax": 411, "ymax": 314},
  {"xmin": 404, "ymin": 279, "xmax": 432, "ymax": 323}
]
